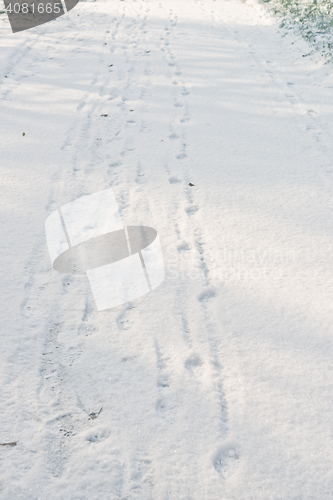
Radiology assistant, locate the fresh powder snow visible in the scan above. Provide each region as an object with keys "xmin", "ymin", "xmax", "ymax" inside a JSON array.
[{"xmin": 1, "ymin": 0, "xmax": 333, "ymax": 498}]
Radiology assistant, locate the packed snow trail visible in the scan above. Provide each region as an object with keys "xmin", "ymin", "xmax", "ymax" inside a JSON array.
[{"xmin": 1, "ymin": 0, "xmax": 333, "ymax": 498}]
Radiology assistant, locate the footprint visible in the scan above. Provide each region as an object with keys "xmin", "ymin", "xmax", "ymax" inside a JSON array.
[
  {"xmin": 63, "ymin": 344, "xmax": 83, "ymax": 366},
  {"xmin": 169, "ymin": 132, "xmax": 179, "ymax": 140},
  {"xmin": 185, "ymin": 205, "xmax": 199, "ymax": 215},
  {"xmin": 109, "ymin": 160, "xmax": 122, "ymax": 168},
  {"xmin": 78, "ymin": 324, "xmax": 97, "ymax": 337},
  {"xmin": 156, "ymin": 397, "xmax": 179, "ymax": 422},
  {"xmin": 121, "ymin": 355, "xmax": 137, "ymax": 362},
  {"xmin": 157, "ymin": 375, "xmax": 169, "ymax": 388},
  {"xmin": 198, "ymin": 287, "xmax": 216, "ymax": 302},
  {"xmin": 177, "ymin": 242, "xmax": 190, "ymax": 253},
  {"xmin": 136, "ymin": 172, "xmax": 145, "ymax": 184},
  {"xmin": 184, "ymin": 354, "xmax": 202, "ymax": 372},
  {"xmin": 84, "ymin": 427, "xmax": 110, "ymax": 444},
  {"xmin": 169, "ymin": 176, "xmax": 181, "ymax": 183},
  {"xmin": 117, "ymin": 307, "xmax": 133, "ymax": 330},
  {"xmin": 213, "ymin": 441, "xmax": 240, "ymax": 479}
]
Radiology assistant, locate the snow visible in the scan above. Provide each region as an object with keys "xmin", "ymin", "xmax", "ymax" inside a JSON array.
[{"xmin": 1, "ymin": 0, "xmax": 333, "ymax": 498}]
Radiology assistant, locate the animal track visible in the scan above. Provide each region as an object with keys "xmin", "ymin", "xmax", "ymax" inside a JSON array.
[
  {"xmin": 169, "ymin": 176, "xmax": 181, "ymax": 183},
  {"xmin": 198, "ymin": 287, "xmax": 216, "ymax": 303},
  {"xmin": 184, "ymin": 354, "xmax": 202, "ymax": 372},
  {"xmin": 84, "ymin": 427, "xmax": 110, "ymax": 444},
  {"xmin": 185, "ymin": 205, "xmax": 199, "ymax": 215},
  {"xmin": 177, "ymin": 242, "xmax": 190, "ymax": 253},
  {"xmin": 213, "ymin": 441, "xmax": 240, "ymax": 479},
  {"xmin": 78, "ymin": 323, "xmax": 97, "ymax": 337}
]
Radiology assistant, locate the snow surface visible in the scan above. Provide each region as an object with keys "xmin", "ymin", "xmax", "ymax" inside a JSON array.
[{"xmin": 1, "ymin": 0, "xmax": 333, "ymax": 498}]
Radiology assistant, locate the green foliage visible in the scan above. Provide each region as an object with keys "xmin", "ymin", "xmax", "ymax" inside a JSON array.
[{"xmin": 260, "ymin": 0, "xmax": 333, "ymax": 61}]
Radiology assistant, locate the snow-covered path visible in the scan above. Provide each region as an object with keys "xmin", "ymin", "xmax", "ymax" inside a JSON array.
[{"xmin": 1, "ymin": 0, "xmax": 333, "ymax": 498}]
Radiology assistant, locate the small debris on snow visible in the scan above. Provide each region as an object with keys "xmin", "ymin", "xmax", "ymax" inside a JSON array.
[
  {"xmin": 189, "ymin": 182, "xmax": 195, "ymax": 186},
  {"xmin": 22, "ymin": 132, "xmax": 25, "ymax": 136},
  {"xmin": 0, "ymin": 442, "xmax": 17, "ymax": 447},
  {"xmin": 89, "ymin": 407, "xmax": 103, "ymax": 420},
  {"xmin": 101, "ymin": 114, "xmax": 108, "ymax": 117}
]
